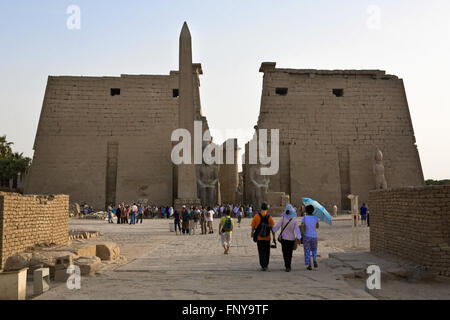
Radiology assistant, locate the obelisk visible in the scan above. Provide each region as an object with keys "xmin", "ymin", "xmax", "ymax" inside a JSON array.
[{"xmin": 174, "ymin": 22, "xmax": 201, "ymax": 210}]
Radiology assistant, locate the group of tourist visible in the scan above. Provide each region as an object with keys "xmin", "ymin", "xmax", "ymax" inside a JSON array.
[
  {"xmin": 169, "ymin": 203, "xmax": 258, "ymax": 236},
  {"xmin": 247, "ymin": 202, "xmax": 319, "ymax": 272},
  {"xmin": 107, "ymin": 203, "xmax": 147, "ymax": 225},
  {"xmin": 213, "ymin": 202, "xmax": 320, "ymax": 271},
  {"xmin": 172, "ymin": 206, "xmax": 211, "ymax": 235}
]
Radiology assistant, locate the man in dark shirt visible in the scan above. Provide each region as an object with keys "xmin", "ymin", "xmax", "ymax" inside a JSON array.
[
  {"xmin": 181, "ymin": 206, "xmax": 191, "ymax": 235},
  {"xmin": 360, "ymin": 203, "xmax": 368, "ymax": 226},
  {"xmin": 173, "ymin": 210, "xmax": 181, "ymax": 235}
]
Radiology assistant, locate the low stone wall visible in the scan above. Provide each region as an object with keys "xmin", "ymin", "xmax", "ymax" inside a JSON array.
[
  {"xmin": 0, "ymin": 192, "xmax": 69, "ymax": 269},
  {"xmin": 369, "ymin": 186, "xmax": 450, "ymax": 276}
]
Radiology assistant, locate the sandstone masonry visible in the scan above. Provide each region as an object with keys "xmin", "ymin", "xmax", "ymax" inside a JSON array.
[
  {"xmin": 244, "ymin": 63, "xmax": 424, "ymax": 211},
  {"xmin": 0, "ymin": 192, "xmax": 69, "ymax": 269},
  {"xmin": 24, "ymin": 71, "xmax": 210, "ymax": 209}
]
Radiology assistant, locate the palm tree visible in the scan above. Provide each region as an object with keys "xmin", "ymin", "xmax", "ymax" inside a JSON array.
[
  {"xmin": 0, "ymin": 135, "xmax": 13, "ymax": 158},
  {"xmin": 10, "ymin": 152, "xmax": 31, "ymax": 175},
  {"xmin": 0, "ymin": 151, "xmax": 31, "ymax": 184}
]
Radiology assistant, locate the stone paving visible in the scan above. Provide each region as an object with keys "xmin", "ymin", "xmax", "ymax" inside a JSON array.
[{"xmin": 36, "ymin": 217, "xmax": 374, "ymax": 300}]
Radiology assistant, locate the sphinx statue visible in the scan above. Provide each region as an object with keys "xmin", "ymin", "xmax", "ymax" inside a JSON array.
[{"xmin": 373, "ymin": 148, "xmax": 388, "ymax": 190}]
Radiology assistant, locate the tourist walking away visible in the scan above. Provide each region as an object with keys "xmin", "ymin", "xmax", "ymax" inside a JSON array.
[
  {"xmin": 130, "ymin": 203, "xmax": 137, "ymax": 225},
  {"xmin": 360, "ymin": 203, "xmax": 368, "ymax": 226},
  {"xmin": 272, "ymin": 204, "xmax": 301, "ymax": 272},
  {"xmin": 107, "ymin": 204, "xmax": 113, "ymax": 223},
  {"xmin": 237, "ymin": 206, "xmax": 243, "ymax": 227},
  {"xmin": 200, "ymin": 207, "xmax": 207, "ymax": 234},
  {"xmin": 301, "ymin": 205, "xmax": 319, "ymax": 270},
  {"xmin": 112, "ymin": 206, "xmax": 116, "ymax": 222},
  {"xmin": 181, "ymin": 206, "xmax": 190, "ymax": 235},
  {"xmin": 219, "ymin": 208, "xmax": 234, "ymax": 254},
  {"xmin": 137, "ymin": 204, "xmax": 144, "ymax": 224},
  {"xmin": 166, "ymin": 206, "xmax": 170, "ymax": 219},
  {"xmin": 190, "ymin": 207, "xmax": 199, "ymax": 235},
  {"xmin": 122, "ymin": 204, "xmax": 129, "ymax": 224},
  {"xmin": 83, "ymin": 203, "xmax": 89, "ymax": 215},
  {"xmin": 116, "ymin": 204, "xmax": 122, "ymax": 224},
  {"xmin": 251, "ymin": 202, "xmax": 275, "ymax": 271},
  {"xmin": 173, "ymin": 210, "xmax": 181, "ymax": 235},
  {"xmin": 207, "ymin": 206, "xmax": 214, "ymax": 234},
  {"xmin": 248, "ymin": 205, "xmax": 253, "ymax": 218},
  {"xmin": 233, "ymin": 205, "xmax": 239, "ymax": 218}
]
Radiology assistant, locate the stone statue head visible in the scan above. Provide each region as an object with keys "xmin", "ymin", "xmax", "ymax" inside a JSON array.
[{"xmin": 375, "ymin": 148, "xmax": 383, "ymax": 162}]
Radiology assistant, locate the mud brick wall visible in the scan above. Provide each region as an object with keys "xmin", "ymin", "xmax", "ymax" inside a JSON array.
[
  {"xmin": 369, "ymin": 186, "xmax": 450, "ymax": 276},
  {"xmin": 0, "ymin": 192, "xmax": 69, "ymax": 269}
]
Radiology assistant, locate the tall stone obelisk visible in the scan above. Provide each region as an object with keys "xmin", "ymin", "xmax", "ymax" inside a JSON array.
[{"xmin": 174, "ymin": 22, "xmax": 201, "ymax": 210}]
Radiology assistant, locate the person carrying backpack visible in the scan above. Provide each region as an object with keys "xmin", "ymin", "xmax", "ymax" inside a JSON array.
[
  {"xmin": 200, "ymin": 207, "xmax": 207, "ymax": 234},
  {"xmin": 190, "ymin": 207, "xmax": 200, "ymax": 235},
  {"xmin": 250, "ymin": 202, "xmax": 275, "ymax": 271},
  {"xmin": 219, "ymin": 208, "xmax": 234, "ymax": 254},
  {"xmin": 181, "ymin": 206, "xmax": 191, "ymax": 235}
]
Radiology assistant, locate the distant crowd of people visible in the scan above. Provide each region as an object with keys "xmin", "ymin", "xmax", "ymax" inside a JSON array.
[
  {"xmin": 105, "ymin": 203, "xmax": 146, "ymax": 224},
  {"xmin": 171, "ymin": 204, "xmax": 255, "ymax": 235},
  {"xmin": 101, "ymin": 203, "xmax": 255, "ymax": 226}
]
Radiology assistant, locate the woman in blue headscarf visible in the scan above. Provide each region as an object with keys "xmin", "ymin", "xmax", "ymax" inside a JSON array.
[{"xmin": 272, "ymin": 204, "xmax": 302, "ymax": 272}]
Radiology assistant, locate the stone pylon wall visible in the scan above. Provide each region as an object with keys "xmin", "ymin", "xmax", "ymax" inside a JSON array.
[
  {"xmin": 0, "ymin": 192, "xmax": 69, "ymax": 269},
  {"xmin": 25, "ymin": 70, "xmax": 208, "ymax": 210},
  {"xmin": 218, "ymin": 139, "xmax": 239, "ymax": 204},
  {"xmin": 369, "ymin": 186, "xmax": 450, "ymax": 277},
  {"xmin": 250, "ymin": 64, "xmax": 424, "ymax": 211}
]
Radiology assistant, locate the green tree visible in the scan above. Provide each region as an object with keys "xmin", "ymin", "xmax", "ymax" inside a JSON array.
[
  {"xmin": 425, "ymin": 179, "xmax": 450, "ymax": 186},
  {"xmin": 0, "ymin": 136, "xmax": 32, "ymax": 183},
  {"xmin": 0, "ymin": 135, "xmax": 13, "ymax": 158}
]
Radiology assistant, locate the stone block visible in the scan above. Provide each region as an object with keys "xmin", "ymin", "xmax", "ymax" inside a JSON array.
[
  {"xmin": 74, "ymin": 256, "xmax": 101, "ymax": 275},
  {"xmin": 54, "ymin": 267, "xmax": 72, "ymax": 283},
  {"xmin": 0, "ymin": 267, "xmax": 28, "ymax": 300},
  {"xmin": 33, "ymin": 267, "xmax": 50, "ymax": 295},
  {"xmin": 4, "ymin": 252, "xmax": 32, "ymax": 271},
  {"xmin": 96, "ymin": 243, "xmax": 120, "ymax": 261},
  {"xmin": 55, "ymin": 255, "xmax": 74, "ymax": 270},
  {"xmin": 71, "ymin": 244, "xmax": 97, "ymax": 257},
  {"xmin": 29, "ymin": 251, "xmax": 78, "ymax": 278}
]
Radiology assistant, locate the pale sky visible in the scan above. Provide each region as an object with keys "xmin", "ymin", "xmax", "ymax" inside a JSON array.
[{"xmin": 0, "ymin": 0, "xmax": 449, "ymax": 179}]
